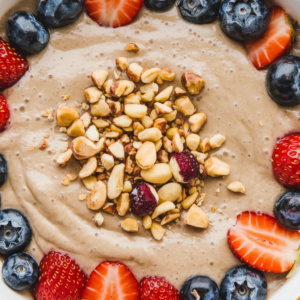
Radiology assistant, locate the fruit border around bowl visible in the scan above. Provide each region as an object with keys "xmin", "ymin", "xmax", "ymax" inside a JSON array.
[{"xmin": 1, "ymin": 0, "xmax": 300, "ymax": 299}]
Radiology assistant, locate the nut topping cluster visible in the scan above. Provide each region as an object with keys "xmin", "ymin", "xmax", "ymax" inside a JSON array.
[{"xmin": 54, "ymin": 50, "xmax": 238, "ymax": 241}]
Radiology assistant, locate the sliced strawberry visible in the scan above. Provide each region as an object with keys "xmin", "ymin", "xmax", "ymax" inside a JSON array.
[
  {"xmin": 84, "ymin": 0, "xmax": 144, "ymax": 28},
  {"xmin": 244, "ymin": 7, "xmax": 294, "ymax": 69},
  {"xmin": 81, "ymin": 261, "xmax": 140, "ymax": 300},
  {"xmin": 228, "ymin": 211, "xmax": 300, "ymax": 273}
]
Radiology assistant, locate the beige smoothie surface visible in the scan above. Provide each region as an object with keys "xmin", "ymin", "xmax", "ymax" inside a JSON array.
[{"xmin": 1, "ymin": 0, "xmax": 300, "ymax": 299}]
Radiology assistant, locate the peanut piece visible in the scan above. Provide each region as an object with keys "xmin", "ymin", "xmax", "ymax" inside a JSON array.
[
  {"xmin": 160, "ymin": 68, "xmax": 175, "ymax": 81},
  {"xmin": 205, "ymin": 157, "xmax": 230, "ymax": 177},
  {"xmin": 68, "ymin": 119, "xmax": 85, "ymax": 137},
  {"xmin": 184, "ymin": 204, "xmax": 208, "ymax": 228},
  {"xmin": 200, "ymin": 138, "xmax": 211, "ymax": 153},
  {"xmin": 143, "ymin": 215, "xmax": 152, "ymax": 230},
  {"xmin": 121, "ymin": 218, "xmax": 139, "ymax": 232},
  {"xmin": 57, "ymin": 149, "xmax": 72, "ymax": 165},
  {"xmin": 151, "ymin": 222, "xmax": 166, "ymax": 241},
  {"xmin": 125, "ymin": 104, "xmax": 147, "ymax": 118},
  {"xmin": 107, "ymin": 164, "xmax": 125, "ymax": 199},
  {"xmin": 161, "ymin": 213, "xmax": 180, "ymax": 225},
  {"xmin": 125, "ymin": 43, "xmax": 140, "ymax": 52},
  {"xmin": 175, "ymin": 96, "xmax": 195, "ymax": 116},
  {"xmin": 141, "ymin": 163, "xmax": 173, "ymax": 184},
  {"xmin": 101, "ymin": 153, "xmax": 115, "ymax": 170},
  {"xmin": 79, "ymin": 157, "xmax": 97, "ymax": 179},
  {"xmin": 91, "ymin": 70, "xmax": 108, "ymax": 89},
  {"xmin": 186, "ymin": 134, "xmax": 201, "ymax": 151},
  {"xmin": 210, "ymin": 134, "xmax": 226, "ymax": 149},
  {"xmin": 136, "ymin": 141, "xmax": 157, "ymax": 170},
  {"xmin": 138, "ymin": 128, "xmax": 162, "ymax": 142},
  {"xmin": 141, "ymin": 68, "xmax": 161, "ymax": 84},
  {"xmin": 181, "ymin": 192, "xmax": 199, "ymax": 210},
  {"xmin": 56, "ymin": 107, "xmax": 79, "ymax": 127},
  {"xmin": 181, "ymin": 71, "xmax": 205, "ymax": 95},
  {"xmin": 154, "ymin": 86, "xmax": 173, "ymax": 102},
  {"xmin": 189, "ymin": 113, "xmax": 207, "ymax": 132},
  {"xmin": 116, "ymin": 57, "xmax": 129, "ymax": 71},
  {"xmin": 158, "ymin": 182, "xmax": 182, "ymax": 203},
  {"xmin": 84, "ymin": 87, "xmax": 103, "ymax": 104},
  {"xmin": 172, "ymin": 133, "xmax": 183, "ymax": 153},
  {"xmin": 228, "ymin": 181, "xmax": 246, "ymax": 194},
  {"xmin": 87, "ymin": 181, "xmax": 107, "ymax": 210},
  {"xmin": 117, "ymin": 193, "xmax": 130, "ymax": 216},
  {"xmin": 82, "ymin": 176, "xmax": 97, "ymax": 191},
  {"xmin": 127, "ymin": 63, "xmax": 143, "ymax": 82},
  {"xmin": 94, "ymin": 212, "xmax": 104, "ymax": 227}
]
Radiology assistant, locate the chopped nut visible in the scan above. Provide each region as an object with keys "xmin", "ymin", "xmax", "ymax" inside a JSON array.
[
  {"xmin": 84, "ymin": 87, "xmax": 103, "ymax": 104},
  {"xmin": 182, "ymin": 192, "xmax": 199, "ymax": 209},
  {"xmin": 163, "ymin": 136, "xmax": 173, "ymax": 153},
  {"xmin": 133, "ymin": 121, "xmax": 145, "ymax": 136},
  {"xmin": 93, "ymin": 118, "xmax": 110, "ymax": 128},
  {"xmin": 136, "ymin": 141, "xmax": 157, "ymax": 169},
  {"xmin": 123, "ymin": 181, "xmax": 132, "ymax": 193},
  {"xmin": 117, "ymin": 193, "xmax": 130, "ymax": 216},
  {"xmin": 125, "ymin": 43, "xmax": 140, "ymax": 52},
  {"xmin": 80, "ymin": 112, "xmax": 92, "ymax": 128},
  {"xmin": 110, "ymin": 124, "xmax": 123, "ymax": 136},
  {"xmin": 121, "ymin": 218, "xmax": 139, "ymax": 232},
  {"xmin": 204, "ymin": 157, "xmax": 230, "ymax": 177},
  {"xmin": 174, "ymin": 87, "xmax": 187, "ymax": 98},
  {"xmin": 181, "ymin": 71, "xmax": 205, "ymax": 95},
  {"xmin": 110, "ymin": 81, "xmax": 127, "ymax": 98},
  {"xmin": 61, "ymin": 175, "xmax": 71, "ymax": 186},
  {"xmin": 94, "ymin": 212, "xmax": 104, "ymax": 227},
  {"xmin": 153, "ymin": 118, "xmax": 167, "ymax": 133},
  {"xmin": 175, "ymin": 96, "xmax": 195, "ymax": 116},
  {"xmin": 143, "ymin": 215, "xmax": 152, "ymax": 229},
  {"xmin": 56, "ymin": 106, "xmax": 79, "ymax": 127},
  {"xmin": 140, "ymin": 82, "xmax": 159, "ymax": 94},
  {"xmin": 161, "ymin": 68, "xmax": 175, "ymax": 81},
  {"xmin": 39, "ymin": 139, "xmax": 48, "ymax": 150},
  {"xmin": 259, "ymin": 121, "xmax": 264, "ymax": 127},
  {"xmin": 82, "ymin": 103, "xmax": 89, "ymax": 111},
  {"xmin": 125, "ymin": 156, "xmax": 134, "ymax": 174},
  {"xmin": 125, "ymin": 93, "xmax": 141, "ymax": 104},
  {"xmin": 79, "ymin": 157, "xmax": 97, "ymax": 179},
  {"xmin": 191, "ymin": 151, "xmax": 207, "ymax": 164},
  {"xmin": 97, "ymin": 174, "xmax": 106, "ymax": 181},
  {"xmin": 71, "ymin": 136, "xmax": 104, "ymax": 160},
  {"xmin": 163, "ymin": 110, "xmax": 177, "ymax": 122},
  {"xmin": 101, "ymin": 153, "xmax": 115, "ymax": 170},
  {"xmin": 120, "ymin": 134, "xmax": 130, "ymax": 144},
  {"xmin": 172, "ymin": 133, "xmax": 183, "ymax": 153},
  {"xmin": 108, "ymin": 101, "xmax": 123, "ymax": 117},
  {"xmin": 105, "ymin": 131, "xmax": 120, "ymax": 138},
  {"xmin": 184, "ymin": 204, "xmax": 208, "ymax": 228},
  {"xmin": 124, "ymin": 104, "xmax": 147, "ymax": 118},
  {"xmin": 79, "ymin": 194, "xmax": 87, "ymax": 201},
  {"xmin": 63, "ymin": 94, "xmax": 70, "ymax": 100},
  {"xmin": 158, "ymin": 182, "xmax": 182, "ymax": 203},
  {"xmin": 156, "ymin": 74, "xmax": 164, "ymax": 84},
  {"xmin": 152, "ymin": 201, "xmax": 175, "ymax": 219},
  {"xmin": 103, "ymin": 202, "xmax": 116, "ymax": 215},
  {"xmin": 200, "ymin": 138, "xmax": 211, "ymax": 153},
  {"xmin": 166, "ymin": 127, "xmax": 180, "ymax": 140},
  {"xmin": 103, "ymin": 79, "xmax": 113, "ymax": 95},
  {"xmin": 154, "ymin": 102, "xmax": 172, "ymax": 116},
  {"xmin": 68, "ymin": 119, "xmax": 85, "ymax": 137},
  {"xmin": 138, "ymin": 127, "xmax": 162, "ymax": 142},
  {"xmin": 85, "ymin": 125, "xmax": 99, "ymax": 142},
  {"xmin": 141, "ymin": 91, "xmax": 155, "ymax": 102},
  {"xmin": 40, "ymin": 109, "xmax": 53, "ymax": 118},
  {"xmin": 116, "ymin": 57, "xmax": 129, "ymax": 71},
  {"xmin": 114, "ymin": 70, "xmax": 120, "ymax": 80},
  {"xmin": 141, "ymin": 116, "xmax": 153, "ymax": 128},
  {"xmin": 82, "ymin": 175, "xmax": 97, "ymax": 191},
  {"xmin": 199, "ymin": 164, "xmax": 207, "ymax": 179},
  {"xmin": 158, "ymin": 149, "xmax": 169, "ymax": 163},
  {"xmin": 189, "ymin": 187, "xmax": 197, "ymax": 195},
  {"xmin": 186, "ymin": 134, "xmax": 201, "ymax": 151},
  {"xmin": 108, "ymin": 142, "xmax": 124, "ymax": 160},
  {"xmin": 154, "ymin": 86, "xmax": 173, "ymax": 102},
  {"xmin": 107, "ymin": 164, "xmax": 125, "ymax": 199},
  {"xmin": 91, "ymin": 70, "xmax": 108, "ymax": 89},
  {"xmin": 141, "ymin": 163, "xmax": 172, "ymax": 184},
  {"xmin": 87, "ymin": 181, "xmax": 107, "ymax": 210},
  {"xmin": 132, "ymin": 165, "xmax": 142, "ymax": 176},
  {"xmin": 91, "ymin": 99, "xmax": 111, "ymax": 117},
  {"xmin": 150, "ymin": 109, "xmax": 158, "ymax": 120},
  {"xmin": 228, "ymin": 181, "xmax": 246, "ymax": 194},
  {"xmin": 210, "ymin": 134, "xmax": 226, "ymax": 149},
  {"xmin": 151, "ymin": 222, "xmax": 166, "ymax": 241},
  {"xmin": 161, "ymin": 213, "xmax": 180, "ymax": 225},
  {"xmin": 60, "ymin": 127, "xmax": 67, "ymax": 133},
  {"xmin": 175, "ymin": 117, "xmax": 185, "ymax": 125},
  {"xmin": 133, "ymin": 141, "xmax": 142, "ymax": 149},
  {"xmin": 189, "ymin": 113, "xmax": 207, "ymax": 133},
  {"xmin": 154, "ymin": 139, "xmax": 162, "ymax": 152},
  {"xmin": 29, "ymin": 146, "xmax": 35, "ymax": 150},
  {"xmin": 113, "ymin": 115, "xmax": 133, "ymax": 128},
  {"xmin": 141, "ymin": 68, "xmax": 161, "ymax": 84},
  {"xmin": 127, "ymin": 63, "xmax": 143, "ymax": 82}
]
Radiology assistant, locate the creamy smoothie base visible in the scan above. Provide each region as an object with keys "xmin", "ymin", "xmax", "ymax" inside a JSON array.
[{"xmin": 1, "ymin": 0, "xmax": 300, "ymax": 298}]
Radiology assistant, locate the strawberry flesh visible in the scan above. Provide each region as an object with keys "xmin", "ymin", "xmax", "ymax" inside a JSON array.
[
  {"xmin": 84, "ymin": 0, "xmax": 144, "ymax": 28},
  {"xmin": 228, "ymin": 211, "xmax": 300, "ymax": 273},
  {"xmin": 81, "ymin": 261, "xmax": 140, "ymax": 300},
  {"xmin": 244, "ymin": 7, "xmax": 294, "ymax": 70},
  {"xmin": 0, "ymin": 96, "xmax": 10, "ymax": 132}
]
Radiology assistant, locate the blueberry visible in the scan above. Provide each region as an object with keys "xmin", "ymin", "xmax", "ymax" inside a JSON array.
[
  {"xmin": 178, "ymin": 0, "xmax": 221, "ymax": 24},
  {"xmin": 274, "ymin": 190, "xmax": 300, "ymax": 230},
  {"xmin": 6, "ymin": 11, "xmax": 50, "ymax": 55},
  {"xmin": 220, "ymin": 265, "xmax": 267, "ymax": 300},
  {"xmin": 0, "ymin": 209, "xmax": 32, "ymax": 255},
  {"xmin": 2, "ymin": 253, "xmax": 39, "ymax": 291},
  {"xmin": 180, "ymin": 275, "xmax": 219, "ymax": 300},
  {"xmin": 219, "ymin": 0, "xmax": 270, "ymax": 40},
  {"xmin": 0, "ymin": 154, "xmax": 7, "ymax": 187},
  {"xmin": 37, "ymin": 0, "xmax": 84, "ymax": 28},
  {"xmin": 145, "ymin": 0, "xmax": 176, "ymax": 11},
  {"xmin": 266, "ymin": 56, "xmax": 300, "ymax": 107}
]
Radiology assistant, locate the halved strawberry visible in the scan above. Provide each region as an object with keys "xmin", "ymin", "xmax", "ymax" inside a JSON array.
[
  {"xmin": 228, "ymin": 211, "xmax": 300, "ymax": 273},
  {"xmin": 84, "ymin": 0, "xmax": 144, "ymax": 28},
  {"xmin": 81, "ymin": 261, "xmax": 140, "ymax": 300},
  {"xmin": 244, "ymin": 7, "xmax": 294, "ymax": 69}
]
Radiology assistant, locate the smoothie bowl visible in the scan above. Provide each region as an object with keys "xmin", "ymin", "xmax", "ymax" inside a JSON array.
[{"xmin": 1, "ymin": 0, "xmax": 300, "ymax": 299}]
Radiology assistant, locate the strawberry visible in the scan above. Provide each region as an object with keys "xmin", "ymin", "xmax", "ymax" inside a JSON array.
[
  {"xmin": 84, "ymin": 0, "xmax": 144, "ymax": 28},
  {"xmin": 34, "ymin": 251, "xmax": 87, "ymax": 300},
  {"xmin": 228, "ymin": 211, "xmax": 300, "ymax": 273},
  {"xmin": 0, "ymin": 96, "xmax": 10, "ymax": 132},
  {"xmin": 0, "ymin": 39, "xmax": 29, "ymax": 91},
  {"xmin": 244, "ymin": 7, "xmax": 294, "ymax": 70},
  {"xmin": 272, "ymin": 133, "xmax": 300, "ymax": 189},
  {"xmin": 140, "ymin": 276, "xmax": 180, "ymax": 300},
  {"xmin": 81, "ymin": 261, "xmax": 140, "ymax": 300}
]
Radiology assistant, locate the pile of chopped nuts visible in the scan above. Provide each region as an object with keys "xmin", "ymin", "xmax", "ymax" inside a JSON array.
[{"xmin": 55, "ymin": 51, "xmax": 242, "ymax": 241}]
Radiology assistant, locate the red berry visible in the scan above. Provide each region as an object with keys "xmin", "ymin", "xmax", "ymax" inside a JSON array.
[
  {"xmin": 81, "ymin": 261, "xmax": 140, "ymax": 300},
  {"xmin": 130, "ymin": 182, "xmax": 158, "ymax": 216},
  {"xmin": 272, "ymin": 133, "xmax": 300, "ymax": 189},
  {"xmin": 170, "ymin": 151, "xmax": 199, "ymax": 183},
  {"xmin": 140, "ymin": 276, "xmax": 180, "ymax": 300},
  {"xmin": 0, "ymin": 96, "xmax": 10, "ymax": 132},
  {"xmin": 0, "ymin": 39, "xmax": 29, "ymax": 91},
  {"xmin": 34, "ymin": 251, "xmax": 87, "ymax": 300}
]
